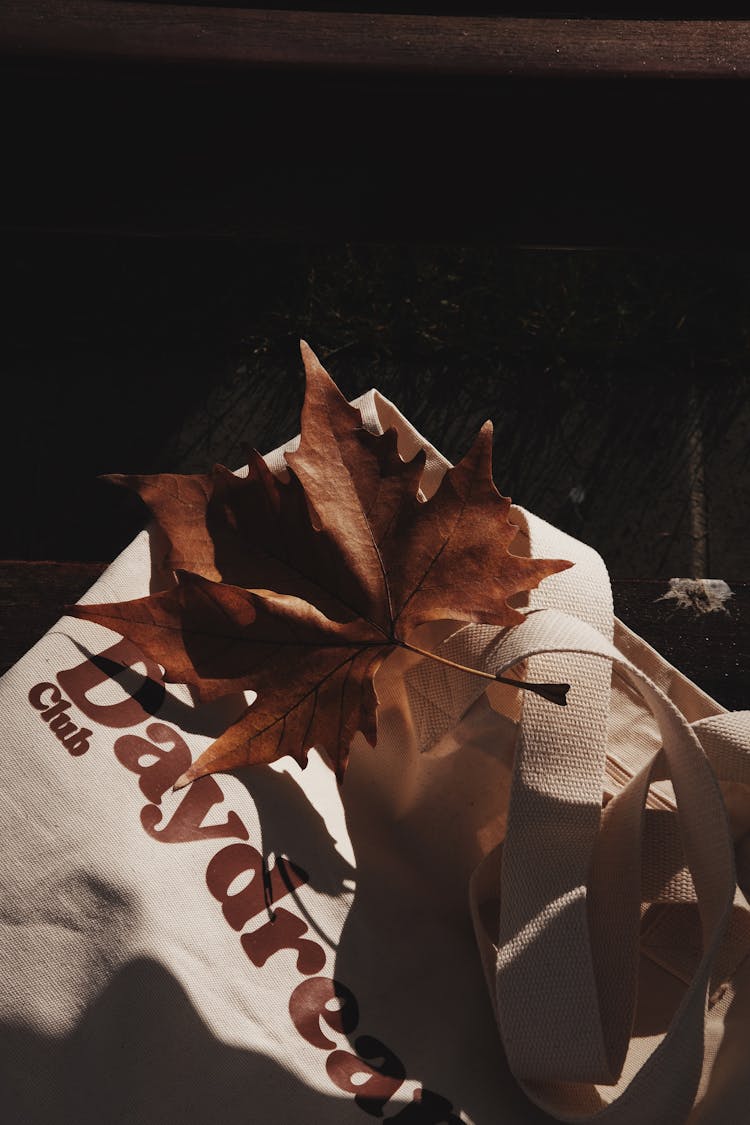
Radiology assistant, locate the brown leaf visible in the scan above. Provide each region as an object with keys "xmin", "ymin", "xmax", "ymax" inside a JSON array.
[{"xmin": 69, "ymin": 342, "xmax": 572, "ymax": 784}]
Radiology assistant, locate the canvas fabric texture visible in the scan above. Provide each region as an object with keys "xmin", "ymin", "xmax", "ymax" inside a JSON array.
[{"xmin": 1, "ymin": 390, "xmax": 749, "ymax": 1125}]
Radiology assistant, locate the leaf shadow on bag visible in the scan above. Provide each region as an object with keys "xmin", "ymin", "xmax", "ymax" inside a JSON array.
[
  {"xmin": 61, "ymin": 638, "xmax": 251, "ymax": 740},
  {"xmin": 0, "ymin": 957, "xmax": 359, "ymax": 1125},
  {"xmin": 326, "ymin": 694, "xmax": 556, "ymax": 1125},
  {"xmin": 324, "ymin": 676, "xmax": 738, "ymax": 1124},
  {"xmin": 64, "ymin": 639, "xmax": 357, "ymax": 909},
  {"xmin": 234, "ymin": 762, "xmax": 357, "ymax": 910}
]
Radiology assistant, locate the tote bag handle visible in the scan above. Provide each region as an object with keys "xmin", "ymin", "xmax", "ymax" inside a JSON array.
[
  {"xmin": 466, "ymin": 608, "xmax": 747, "ymax": 1124},
  {"xmin": 350, "ymin": 391, "xmax": 743, "ymax": 1121}
]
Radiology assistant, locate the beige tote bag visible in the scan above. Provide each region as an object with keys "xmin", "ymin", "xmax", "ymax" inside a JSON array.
[{"xmin": 1, "ymin": 389, "xmax": 748, "ymax": 1125}]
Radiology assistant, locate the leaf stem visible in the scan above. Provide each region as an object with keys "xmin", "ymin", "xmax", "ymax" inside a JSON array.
[{"xmin": 399, "ymin": 640, "xmax": 569, "ymax": 707}]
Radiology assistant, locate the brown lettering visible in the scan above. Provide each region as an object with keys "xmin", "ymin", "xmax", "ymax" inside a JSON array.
[
  {"xmin": 57, "ymin": 637, "xmax": 165, "ymax": 729},
  {"xmin": 114, "ymin": 722, "xmax": 192, "ymax": 804},
  {"xmin": 48, "ymin": 713, "xmax": 76, "ymax": 740},
  {"xmin": 241, "ymin": 907, "xmax": 326, "ymax": 975},
  {"xmin": 61, "ymin": 728, "xmax": 91, "ymax": 756},
  {"xmin": 28, "ymin": 682, "xmax": 61, "ymax": 710},
  {"xmin": 140, "ymin": 776, "xmax": 249, "ymax": 844},
  {"xmin": 28, "ymin": 682, "xmax": 92, "ymax": 756},
  {"xmin": 289, "ymin": 976, "xmax": 359, "ymax": 1050},
  {"xmin": 41, "ymin": 645, "xmax": 462, "ymax": 1124},
  {"xmin": 41, "ymin": 698, "xmax": 71, "ymax": 724},
  {"xmin": 327, "ymin": 1036, "xmax": 406, "ymax": 1117},
  {"xmin": 206, "ymin": 843, "xmax": 308, "ymax": 931}
]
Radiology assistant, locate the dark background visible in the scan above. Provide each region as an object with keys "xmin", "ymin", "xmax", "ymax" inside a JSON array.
[
  {"xmin": 2, "ymin": 8, "xmax": 749, "ymax": 580},
  {"xmin": 4, "ymin": 236, "xmax": 748, "ymax": 580}
]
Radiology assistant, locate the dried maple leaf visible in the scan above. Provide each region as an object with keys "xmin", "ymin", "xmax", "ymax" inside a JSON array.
[{"xmin": 68, "ymin": 343, "xmax": 572, "ymax": 786}]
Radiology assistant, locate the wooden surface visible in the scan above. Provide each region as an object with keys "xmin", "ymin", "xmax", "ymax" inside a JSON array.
[
  {"xmin": 3, "ymin": 4, "xmax": 750, "ymax": 78},
  {"xmin": 1, "ymin": 561, "xmax": 747, "ymax": 711},
  {"xmin": 5, "ymin": 7, "xmax": 750, "ymax": 246}
]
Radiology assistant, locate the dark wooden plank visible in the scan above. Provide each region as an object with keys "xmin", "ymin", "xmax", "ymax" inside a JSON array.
[
  {"xmin": 5, "ymin": 9, "xmax": 750, "ymax": 248},
  {"xmin": 5, "ymin": 8, "xmax": 750, "ymax": 247},
  {"xmin": 1, "ymin": 562, "xmax": 746, "ymax": 711},
  {"xmin": 3, "ymin": 3, "xmax": 750, "ymax": 79},
  {"xmin": 4, "ymin": 66, "xmax": 750, "ymax": 247},
  {"xmin": 0, "ymin": 561, "xmax": 107, "ymax": 675}
]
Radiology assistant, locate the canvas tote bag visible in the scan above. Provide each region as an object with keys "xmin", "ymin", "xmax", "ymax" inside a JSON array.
[{"xmin": 1, "ymin": 388, "xmax": 748, "ymax": 1125}]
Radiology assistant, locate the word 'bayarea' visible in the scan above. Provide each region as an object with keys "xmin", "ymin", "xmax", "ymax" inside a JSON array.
[{"xmin": 27, "ymin": 635, "xmax": 464, "ymax": 1125}]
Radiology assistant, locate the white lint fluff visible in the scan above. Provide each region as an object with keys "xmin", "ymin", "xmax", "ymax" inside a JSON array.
[{"xmin": 660, "ymin": 578, "xmax": 734, "ymax": 615}]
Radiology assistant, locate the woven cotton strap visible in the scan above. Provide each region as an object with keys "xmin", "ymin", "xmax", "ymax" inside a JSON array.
[
  {"xmin": 459, "ymin": 609, "xmax": 740, "ymax": 1124},
  {"xmin": 403, "ymin": 500, "xmax": 619, "ymax": 1086},
  {"xmin": 497, "ymin": 506, "xmax": 616, "ymax": 1086},
  {"xmin": 315, "ymin": 387, "xmax": 742, "ymax": 1121}
]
